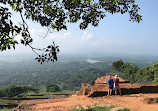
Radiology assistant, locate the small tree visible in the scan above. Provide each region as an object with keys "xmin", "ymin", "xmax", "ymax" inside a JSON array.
[
  {"xmin": 151, "ymin": 63, "xmax": 158, "ymax": 83},
  {"xmin": 46, "ymin": 84, "xmax": 62, "ymax": 92},
  {"xmin": 112, "ymin": 59, "xmax": 124, "ymax": 72}
]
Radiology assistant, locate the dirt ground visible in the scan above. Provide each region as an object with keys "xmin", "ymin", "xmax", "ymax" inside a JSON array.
[{"xmin": 17, "ymin": 93, "xmax": 158, "ymax": 111}]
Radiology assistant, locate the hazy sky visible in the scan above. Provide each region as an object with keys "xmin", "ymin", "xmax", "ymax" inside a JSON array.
[{"xmin": 1, "ymin": 0, "xmax": 158, "ymax": 57}]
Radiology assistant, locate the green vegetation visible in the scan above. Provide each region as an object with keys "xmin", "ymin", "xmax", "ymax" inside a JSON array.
[
  {"xmin": 144, "ymin": 97, "xmax": 158, "ymax": 103},
  {"xmin": 0, "ymin": 55, "xmax": 158, "ymax": 91},
  {"xmin": 118, "ymin": 108, "xmax": 130, "ymax": 111},
  {"xmin": 0, "ymin": 98, "xmax": 21, "ymax": 111},
  {"xmin": 0, "ymin": 108, "xmax": 16, "ymax": 111},
  {"xmin": 70, "ymin": 106, "xmax": 108, "ymax": 111},
  {"xmin": 19, "ymin": 104, "xmax": 33, "ymax": 109},
  {"xmin": 87, "ymin": 106, "xmax": 106, "ymax": 111},
  {"xmin": 46, "ymin": 84, "xmax": 62, "ymax": 92},
  {"xmin": 0, "ymin": 57, "xmax": 111, "ymax": 90},
  {"xmin": 155, "ymin": 97, "xmax": 158, "ymax": 102},
  {"xmin": 70, "ymin": 105, "xmax": 130, "ymax": 111},
  {"xmin": 89, "ymin": 79, "xmax": 95, "ymax": 86},
  {"xmin": 112, "ymin": 60, "xmax": 158, "ymax": 83},
  {"xmin": 26, "ymin": 90, "xmax": 74, "ymax": 95},
  {"xmin": 0, "ymin": 85, "xmax": 39, "ymax": 97},
  {"xmin": 26, "ymin": 95, "xmax": 45, "ymax": 98},
  {"xmin": 0, "ymin": 99, "xmax": 17, "ymax": 103},
  {"xmin": 0, "ymin": 90, "xmax": 73, "ymax": 110}
]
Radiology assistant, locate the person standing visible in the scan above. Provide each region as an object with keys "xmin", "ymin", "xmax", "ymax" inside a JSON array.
[
  {"xmin": 107, "ymin": 75, "xmax": 114, "ymax": 96},
  {"xmin": 114, "ymin": 75, "xmax": 122, "ymax": 96}
]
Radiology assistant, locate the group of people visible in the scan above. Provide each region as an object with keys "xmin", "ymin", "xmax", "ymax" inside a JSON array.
[{"xmin": 107, "ymin": 75, "xmax": 122, "ymax": 96}]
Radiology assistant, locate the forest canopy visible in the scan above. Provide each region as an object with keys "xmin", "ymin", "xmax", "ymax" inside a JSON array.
[{"xmin": 112, "ymin": 60, "xmax": 158, "ymax": 83}]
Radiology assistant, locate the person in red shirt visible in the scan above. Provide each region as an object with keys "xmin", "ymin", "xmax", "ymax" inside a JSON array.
[{"xmin": 114, "ymin": 75, "xmax": 122, "ymax": 96}]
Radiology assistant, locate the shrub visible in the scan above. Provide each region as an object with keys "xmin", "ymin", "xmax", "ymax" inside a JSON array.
[
  {"xmin": 46, "ymin": 84, "xmax": 62, "ymax": 92},
  {"xmin": 154, "ymin": 97, "xmax": 158, "ymax": 103},
  {"xmin": 89, "ymin": 79, "xmax": 95, "ymax": 86},
  {"xmin": 144, "ymin": 97, "xmax": 158, "ymax": 104},
  {"xmin": 70, "ymin": 105, "xmax": 117, "ymax": 111},
  {"xmin": 0, "ymin": 85, "xmax": 39, "ymax": 97}
]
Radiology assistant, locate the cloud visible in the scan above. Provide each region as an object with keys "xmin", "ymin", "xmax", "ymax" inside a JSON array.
[
  {"xmin": 81, "ymin": 30, "xmax": 92, "ymax": 40},
  {"xmin": 3, "ymin": 28, "xmax": 146, "ymax": 56}
]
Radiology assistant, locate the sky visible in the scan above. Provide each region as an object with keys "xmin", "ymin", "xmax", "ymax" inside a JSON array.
[{"xmin": 1, "ymin": 0, "xmax": 158, "ymax": 57}]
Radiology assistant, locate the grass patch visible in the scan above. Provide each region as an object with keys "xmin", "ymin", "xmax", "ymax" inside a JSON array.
[
  {"xmin": 26, "ymin": 90, "xmax": 74, "ymax": 96},
  {"xmin": 0, "ymin": 99, "xmax": 13, "ymax": 103},
  {"xmin": 70, "ymin": 106, "xmax": 86, "ymax": 111},
  {"xmin": 0, "ymin": 98, "xmax": 22, "ymax": 104},
  {"xmin": 49, "ymin": 90, "xmax": 74, "ymax": 94},
  {"xmin": 118, "ymin": 108, "xmax": 130, "ymax": 111},
  {"xmin": 20, "ymin": 104, "xmax": 33, "ymax": 109},
  {"xmin": 70, "ymin": 105, "xmax": 130, "ymax": 111},
  {"xmin": 155, "ymin": 97, "xmax": 158, "ymax": 102},
  {"xmin": 101, "ymin": 105, "xmax": 117, "ymax": 111},
  {"xmin": 69, "ymin": 104, "xmax": 126, "ymax": 111},
  {"xmin": 0, "ymin": 108, "xmax": 16, "ymax": 111},
  {"xmin": 90, "ymin": 106, "xmax": 107, "ymax": 111},
  {"xmin": 16, "ymin": 93, "xmax": 27, "ymax": 97},
  {"xmin": 0, "ymin": 98, "xmax": 21, "ymax": 110},
  {"xmin": 26, "ymin": 95, "xmax": 45, "ymax": 98},
  {"xmin": 144, "ymin": 97, "xmax": 158, "ymax": 104}
]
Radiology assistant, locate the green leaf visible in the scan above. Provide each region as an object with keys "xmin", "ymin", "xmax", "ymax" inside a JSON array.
[{"xmin": 12, "ymin": 5, "xmax": 15, "ymax": 10}]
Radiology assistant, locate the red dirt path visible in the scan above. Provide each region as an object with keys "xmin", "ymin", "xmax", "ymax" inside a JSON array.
[{"xmin": 17, "ymin": 93, "xmax": 158, "ymax": 111}]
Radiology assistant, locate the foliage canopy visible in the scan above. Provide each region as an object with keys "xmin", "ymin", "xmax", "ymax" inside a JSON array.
[
  {"xmin": 112, "ymin": 60, "xmax": 158, "ymax": 83},
  {"xmin": 46, "ymin": 84, "xmax": 62, "ymax": 92},
  {"xmin": 0, "ymin": 0, "xmax": 142, "ymax": 63},
  {"xmin": 0, "ymin": 85, "xmax": 39, "ymax": 97}
]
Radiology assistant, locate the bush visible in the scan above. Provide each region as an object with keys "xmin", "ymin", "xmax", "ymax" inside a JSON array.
[
  {"xmin": 89, "ymin": 79, "xmax": 95, "ymax": 86},
  {"xmin": 144, "ymin": 97, "xmax": 158, "ymax": 104},
  {"xmin": 70, "ymin": 105, "xmax": 130, "ymax": 111},
  {"xmin": 46, "ymin": 84, "xmax": 62, "ymax": 92},
  {"xmin": 118, "ymin": 108, "xmax": 130, "ymax": 111},
  {"xmin": 0, "ymin": 85, "xmax": 39, "ymax": 97},
  {"xmin": 155, "ymin": 97, "xmax": 158, "ymax": 103}
]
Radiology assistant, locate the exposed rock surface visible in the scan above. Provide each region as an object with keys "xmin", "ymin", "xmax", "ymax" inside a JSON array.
[{"xmin": 78, "ymin": 75, "xmax": 158, "ymax": 96}]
